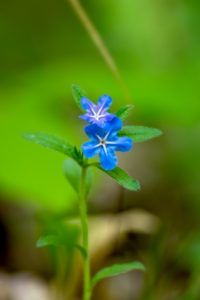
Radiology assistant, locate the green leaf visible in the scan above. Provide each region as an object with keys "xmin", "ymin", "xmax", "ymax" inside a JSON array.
[
  {"xmin": 119, "ymin": 125, "xmax": 162, "ymax": 142},
  {"xmin": 36, "ymin": 234, "xmax": 58, "ymax": 248},
  {"xmin": 63, "ymin": 159, "xmax": 93, "ymax": 195},
  {"xmin": 85, "ymin": 167, "xmax": 93, "ymax": 196},
  {"xmin": 74, "ymin": 244, "xmax": 88, "ymax": 259},
  {"xmin": 91, "ymin": 261, "xmax": 145, "ymax": 289},
  {"xmin": 115, "ymin": 104, "xmax": 134, "ymax": 120},
  {"xmin": 36, "ymin": 222, "xmax": 80, "ymax": 249},
  {"xmin": 94, "ymin": 163, "xmax": 140, "ymax": 191},
  {"xmin": 63, "ymin": 159, "xmax": 81, "ymax": 193},
  {"xmin": 72, "ymin": 147, "xmax": 85, "ymax": 166},
  {"xmin": 23, "ymin": 132, "xmax": 84, "ymax": 165},
  {"xmin": 71, "ymin": 84, "xmax": 87, "ymax": 111}
]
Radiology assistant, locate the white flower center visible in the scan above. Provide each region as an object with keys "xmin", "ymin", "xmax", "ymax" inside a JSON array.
[
  {"xmin": 90, "ymin": 106, "xmax": 107, "ymax": 120},
  {"xmin": 95, "ymin": 133, "xmax": 111, "ymax": 156}
]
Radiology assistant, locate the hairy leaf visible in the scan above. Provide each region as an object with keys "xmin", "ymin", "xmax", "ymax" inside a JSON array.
[
  {"xmin": 36, "ymin": 222, "xmax": 80, "ymax": 249},
  {"xmin": 74, "ymin": 244, "xmax": 88, "ymax": 259},
  {"xmin": 63, "ymin": 159, "xmax": 81, "ymax": 193},
  {"xmin": 71, "ymin": 84, "xmax": 87, "ymax": 111},
  {"xmin": 63, "ymin": 159, "xmax": 93, "ymax": 195},
  {"xmin": 115, "ymin": 104, "xmax": 134, "ymax": 120},
  {"xmin": 91, "ymin": 261, "xmax": 145, "ymax": 288},
  {"xmin": 94, "ymin": 163, "xmax": 140, "ymax": 191},
  {"xmin": 23, "ymin": 132, "xmax": 84, "ymax": 165},
  {"xmin": 119, "ymin": 125, "xmax": 162, "ymax": 142},
  {"xmin": 85, "ymin": 167, "xmax": 93, "ymax": 196},
  {"xmin": 36, "ymin": 234, "xmax": 58, "ymax": 248}
]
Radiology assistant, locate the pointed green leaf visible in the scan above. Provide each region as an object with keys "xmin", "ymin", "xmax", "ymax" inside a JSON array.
[
  {"xmin": 74, "ymin": 244, "xmax": 88, "ymax": 259},
  {"xmin": 36, "ymin": 223, "xmax": 80, "ymax": 249},
  {"xmin": 115, "ymin": 104, "xmax": 134, "ymax": 120},
  {"xmin": 72, "ymin": 147, "xmax": 85, "ymax": 166},
  {"xmin": 63, "ymin": 159, "xmax": 93, "ymax": 195},
  {"xmin": 119, "ymin": 125, "xmax": 162, "ymax": 142},
  {"xmin": 63, "ymin": 159, "xmax": 81, "ymax": 193},
  {"xmin": 23, "ymin": 132, "xmax": 84, "ymax": 165},
  {"xmin": 71, "ymin": 84, "xmax": 87, "ymax": 111},
  {"xmin": 23, "ymin": 132, "xmax": 73, "ymax": 155},
  {"xmin": 91, "ymin": 261, "xmax": 145, "ymax": 289},
  {"xmin": 36, "ymin": 234, "xmax": 58, "ymax": 248},
  {"xmin": 85, "ymin": 167, "xmax": 93, "ymax": 196},
  {"xmin": 94, "ymin": 163, "xmax": 140, "ymax": 191}
]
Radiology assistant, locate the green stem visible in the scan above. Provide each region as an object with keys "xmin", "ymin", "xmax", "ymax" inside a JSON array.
[{"xmin": 79, "ymin": 166, "xmax": 91, "ymax": 300}]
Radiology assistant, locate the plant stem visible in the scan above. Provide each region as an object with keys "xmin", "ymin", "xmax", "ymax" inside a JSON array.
[{"xmin": 79, "ymin": 166, "xmax": 91, "ymax": 300}]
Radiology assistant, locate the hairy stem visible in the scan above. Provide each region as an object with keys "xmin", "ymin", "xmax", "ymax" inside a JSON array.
[{"xmin": 79, "ymin": 166, "xmax": 91, "ymax": 300}]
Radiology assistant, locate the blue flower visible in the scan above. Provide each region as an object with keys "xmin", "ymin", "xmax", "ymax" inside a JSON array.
[
  {"xmin": 82, "ymin": 117, "xmax": 133, "ymax": 170},
  {"xmin": 80, "ymin": 95, "xmax": 115, "ymax": 127}
]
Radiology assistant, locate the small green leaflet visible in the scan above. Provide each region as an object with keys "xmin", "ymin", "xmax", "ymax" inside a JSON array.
[
  {"xmin": 36, "ymin": 234, "xmax": 86, "ymax": 258},
  {"xmin": 36, "ymin": 222, "xmax": 80, "ymax": 249},
  {"xmin": 84, "ymin": 166, "xmax": 93, "ymax": 196},
  {"xmin": 91, "ymin": 261, "xmax": 145, "ymax": 289},
  {"xmin": 94, "ymin": 163, "xmax": 140, "ymax": 191},
  {"xmin": 115, "ymin": 104, "xmax": 134, "ymax": 120},
  {"xmin": 74, "ymin": 244, "xmax": 88, "ymax": 259},
  {"xmin": 119, "ymin": 125, "xmax": 162, "ymax": 142},
  {"xmin": 36, "ymin": 234, "xmax": 58, "ymax": 248},
  {"xmin": 63, "ymin": 159, "xmax": 93, "ymax": 195},
  {"xmin": 63, "ymin": 159, "xmax": 81, "ymax": 193},
  {"xmin": 72, "ymin": 84, "xmax": 87, "ymax": 111},
  {"xmin": 23, "ymin": 132, "xmax": 84, "ymax": 165}
]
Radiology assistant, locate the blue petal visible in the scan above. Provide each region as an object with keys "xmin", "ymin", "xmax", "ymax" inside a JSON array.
[
  {"xmin": 84, "ymin": 117, "xmax": 122, "ymax": 140},
  {"xmin": 107, "ymin": 137, "xmax": 133, "ymax": 152},
  {"xmin": 99, "ymin": 147, "xmax": 118, "ymax": 171},
  {"xmin": 104, "ymin": 113, "xmax": 115, "ymax": 122},
  {"xmin": 104, "ymin": 117, "xmax": 123, "ymax": 135},
  {"xmin": 80, "ymin": 97, "xmax": 96, "ymax": 112},
  {"xmin": 79, "ymin": 114, "xmax": 93, "ymax": 123},
  {"xmin": 97, "ymin": 95, "xmax": 112, "ymax": 112},
  {"xmin": 84, "ymin": 124, "xmax": 105, "ymax": 139},
  {"xmin": 82, "ymin": 140, "xmax": 100, "ymax": 158},
  {"xmin": 92, "ymin": 119, "xmax": 105, "ymax": 128}
]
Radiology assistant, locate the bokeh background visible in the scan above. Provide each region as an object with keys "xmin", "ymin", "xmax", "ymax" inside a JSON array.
[{"xmin": 0, "ymin": 0, "xmax": 200, "ymax": 299}]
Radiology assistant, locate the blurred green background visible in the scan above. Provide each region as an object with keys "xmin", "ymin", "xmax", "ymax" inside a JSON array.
[{"xmin": 0, "ymin": 0, "xmax": 200, "ymax": 299}]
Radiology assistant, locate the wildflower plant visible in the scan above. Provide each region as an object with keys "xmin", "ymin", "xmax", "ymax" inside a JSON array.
[{"xmin": 23, "ymin": 84, "xmax": 162, "ymax": 300}]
